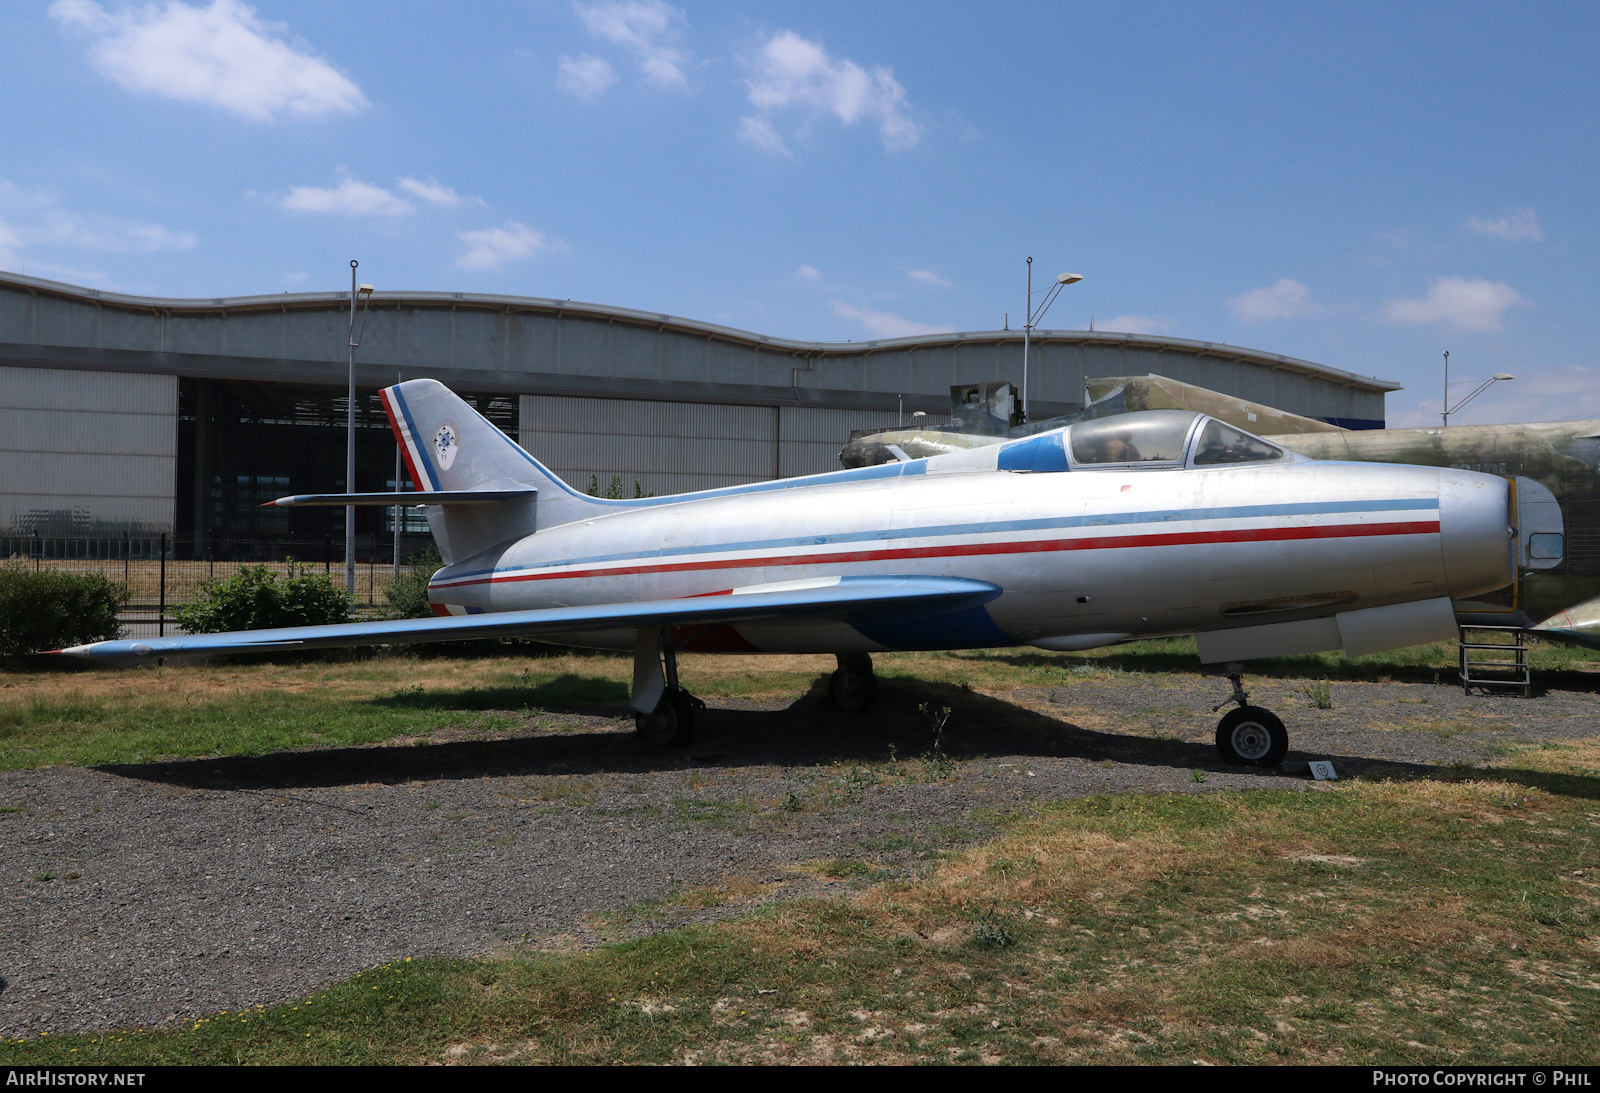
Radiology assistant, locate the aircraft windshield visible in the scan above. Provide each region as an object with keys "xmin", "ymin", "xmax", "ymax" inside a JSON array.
[
  {"xmin": 1192, "ymin": 419, "xmax": 1284, "ymax": 465},
  {"xmin": 1069, "ymin": 411, "xmax": 1198, "ymax": 466}
]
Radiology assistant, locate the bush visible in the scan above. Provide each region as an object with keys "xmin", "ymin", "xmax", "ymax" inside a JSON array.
[
  {"xmin": 381, "ymin": 545, "xmax": 443, "ymax": 620},
  {"xmin": 0, "ymin": 564, "xmax": 127, "ymax": 655},
  {"xmin": 173, "ymin": 561, "xmax": 351, "ymax": 633}
]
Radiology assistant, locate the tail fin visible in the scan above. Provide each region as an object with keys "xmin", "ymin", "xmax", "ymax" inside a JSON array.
[{"xmin": 382, "ymin": 379, "xmax": 606, "ymax": 562}]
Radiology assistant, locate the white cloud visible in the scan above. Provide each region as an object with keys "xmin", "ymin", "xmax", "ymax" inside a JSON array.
[
  {"xmin": 396, "ymin": 177, "xmax": 464, "ymax": 207},
  {"xmin": 51, "ymin": 0, "xmax": 367, "ymax": 123},
  {"xmin": 1228, "ymin": 278, "xmax": 1319, "ymax": 324},
  {"xmin": 556, "ymin": 54, "xmax": 617, "ymax": 100},
  {"xmin": 1464, "ymin": 207, "xmax": 1544, "ymax": 242},
  {"xmin": 575, "ymin": 1, "xmax": 689, "ymax": 90},
  {"xmin": 456, "ymin": 221, "xmax": 551, "ymax": 271},
  {"xmin": 736, "ymin": 114, "xmax": 791, "ymax": 157},
  {"xmin": 793, "ymin": 264, "xmax": 821, "ymax": 281},
  {"xmin": 277, "ymin": 179, "xmax": 415, "ymax": 217},
  {"xmin": 0, "ymin": 178, "xmax": 197, "ymax": 265},
  {"xmin": 1381, "ymin": 276, "xmax": 1527, "ymax": 333},
  {"xmin": 827, "ymin": 300, "xmax": 952, "ymax": 339},
  {"xmin": 0, "ymin": 220, "xmax": 21, "ymax": 268},
  {"xmin": 1098, "ymin": 314, "xmax": 1171, "ymax": 335},
  {"xmin": 907, "ymin": 268, "xmax": 951, "ymax": 288},
  {"xmin": 742, "ymin": 31, "xmax": 920, "ymax": 153}
]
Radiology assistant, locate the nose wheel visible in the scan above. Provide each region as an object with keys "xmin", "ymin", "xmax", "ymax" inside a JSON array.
[
  {"xmin": 1215, "ymin": 705, "xmax": 1287, "ymax": 766},
  {"xmin": 1211, "ymin": 663, "xmax": 1288, "ymax": 767}
]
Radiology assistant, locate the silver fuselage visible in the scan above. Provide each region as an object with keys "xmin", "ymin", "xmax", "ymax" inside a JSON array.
[{"xmin": 427, "ymin": 451, "xmax": 1511, "ymax": 654}]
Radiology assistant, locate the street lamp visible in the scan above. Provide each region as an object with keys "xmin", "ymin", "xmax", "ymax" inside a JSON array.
[
  {"xmin": 1022, "ymin": 258, "xmax": 1084, "ymax": 423},
  {"xmin": 1441, "ymin": 350, "xmax": 1513, "ymax": 426},
  {"xmin": 346, "ymin": 262, "xmax": 374, "ymax": 597}
]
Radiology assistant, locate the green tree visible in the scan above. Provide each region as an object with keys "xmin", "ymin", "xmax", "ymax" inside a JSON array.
[
  {"xmin": 381, "ymin": 545, "xmax": 444, "ymax": 620},
  {"xmin": 173, "ymin": 561, "xmax": 351, "ymax": 633},
  {"xmin": 0, "ymin": 564, "xmax": 127, "ymax": 655},
  {"xmin": 586, "ymin": 474, "xmax": 651, "ymax": 498}
]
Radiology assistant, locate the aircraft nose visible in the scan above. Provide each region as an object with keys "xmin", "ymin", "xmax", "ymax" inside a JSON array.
[{"xmin": 1437, "ymin": 468, "xmax": 1513, "ymax": 599}]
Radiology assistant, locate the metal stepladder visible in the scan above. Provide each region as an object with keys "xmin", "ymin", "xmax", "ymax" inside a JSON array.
[{"xmin": 1458, "ymin": 625, "xmax": 1533, "ymax": 697}]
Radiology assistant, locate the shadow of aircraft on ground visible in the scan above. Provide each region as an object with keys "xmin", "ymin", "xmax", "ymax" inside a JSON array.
[{"xmin": 93, "ymin": 674, "xmax": 1600, "ymax": 802}]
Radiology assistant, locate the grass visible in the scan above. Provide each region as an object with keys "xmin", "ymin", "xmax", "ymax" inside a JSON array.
[
  {"xmin": 3, "ymin": 636, "xmax": 1597, "ymax": 771},
  {"xmin": 7, "ymin": 739, "xmax": 1598, "ymax": 1065},
  {"xmin": 4, "ymin": 642, "xmax": 1600, "ymax": 1064}
]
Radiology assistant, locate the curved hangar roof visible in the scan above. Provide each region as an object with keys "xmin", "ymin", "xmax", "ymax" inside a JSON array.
[{"xmin": 0, "ymin": 272, "xmax": 1398, "ymax": 426}]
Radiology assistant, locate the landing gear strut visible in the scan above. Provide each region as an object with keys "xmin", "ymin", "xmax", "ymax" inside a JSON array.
[
  {"xmin": 633, "ymin": 629, "xmax": 705, "ymax": 747},
  {"xmin": 828, "ymin": 652, "xmax": 879, "ymax": 711},
  {"xmin": 1210, "ymin": 662, "xmax": 1287, "ymax": 767}
]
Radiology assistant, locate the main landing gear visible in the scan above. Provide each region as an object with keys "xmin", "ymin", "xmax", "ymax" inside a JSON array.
[
  {"xmin": 1211, "ymin": 662, "xmax": 1287, "ymax": 767},
  {"xmin": 632, "ymin": 628, "xmax": 705, "ymax": 747},
  {"xmin": 636, "ymin": 687, "xmax": 705, "ymax": 747},
  {"xmin": 828, "ymin": 652, "xmax": 879, "ymax": 712}
]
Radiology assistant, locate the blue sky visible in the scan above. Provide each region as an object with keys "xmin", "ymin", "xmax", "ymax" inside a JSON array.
[{"xmin": 1, "ymin": 1, "xmax": 1595, "ymax": 426}]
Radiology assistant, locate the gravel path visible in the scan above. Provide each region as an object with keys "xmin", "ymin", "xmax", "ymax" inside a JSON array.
[{"xmin": 3, "ymin": 668, "xmax": 1596, "ymax": 1037}]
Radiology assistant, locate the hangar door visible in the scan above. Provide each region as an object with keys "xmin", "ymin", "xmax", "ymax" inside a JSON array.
[{"xmin": 0, "ymin": 364, "xmax": 176, "ymax": 536}]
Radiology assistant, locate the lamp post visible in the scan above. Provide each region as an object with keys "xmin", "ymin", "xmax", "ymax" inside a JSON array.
[
  {"xmin": 1443, "ymin": 368, "xmax": 1515, "ymax": 426},
  {"xmin": 345, "ymin": 261, "xmax": 374, "ymax": 597},
  {"xmin": 1021, "ymin": 258, "xmax": 1083, "ymax": 423}
]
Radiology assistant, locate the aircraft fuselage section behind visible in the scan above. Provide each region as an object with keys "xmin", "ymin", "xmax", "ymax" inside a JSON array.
[{"xmin": 426, "ymin": 454, "xmax": 1511, "ymax": 656}]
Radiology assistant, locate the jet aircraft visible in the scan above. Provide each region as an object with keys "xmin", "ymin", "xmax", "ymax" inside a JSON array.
[
  {"xmin": 842, "ymin": 374, "xmax": 1598, "ymax": 649},
  {"xmin": 59, "ymin": 379, "xmax": 1516, "ymax": 768}
]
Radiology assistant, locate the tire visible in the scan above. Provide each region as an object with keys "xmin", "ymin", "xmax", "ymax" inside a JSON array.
[
  {"xmin": 635, "ymin": 689, "xmax": 697, "ymax": 746},
  {"xmin": 1215, "ymin": 705, "xmax": 1288, "ymax": 767},
  {"xmin": 828, "ymin": 668, "xmax": 879, "ymax": 711}
]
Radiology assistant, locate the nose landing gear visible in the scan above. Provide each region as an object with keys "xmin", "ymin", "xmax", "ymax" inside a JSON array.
[{"xmin": 1211, "ymin": 662, "xmax": 1288, "ymax": 767}]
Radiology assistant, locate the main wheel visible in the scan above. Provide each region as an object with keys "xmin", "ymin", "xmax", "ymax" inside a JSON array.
[
  {"xmin": 1215, "ymin": 705, "xmax": 1287, "ymax": 767},
  {"xmin": 828, "ymin": 667, "xmax": 879, "ymax": 711},
  {"xmin": 635, "ymin": 690, "xmax": 697, "ymax": 746}
]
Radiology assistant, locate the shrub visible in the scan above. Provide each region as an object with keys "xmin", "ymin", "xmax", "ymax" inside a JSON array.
[
  {"xmin": 381, "ymin": 545, "xmax": 443, "ymax": 620},
  {"xmin": 0, "ymin": 563, "xmax": 127, "ymax": 655},
  {"xmin": 173, "ymin": 561, "xmax": 351, "ymax": 633}
]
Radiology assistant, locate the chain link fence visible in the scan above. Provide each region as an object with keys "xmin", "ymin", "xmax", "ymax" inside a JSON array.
[{"xmin": 1, "ymin": 533, "xmax": 435, "ymax": 639}]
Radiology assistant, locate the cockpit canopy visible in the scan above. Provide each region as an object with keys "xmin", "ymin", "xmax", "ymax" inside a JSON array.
[{"xmin": 997, "ymin": 410, "xmax": 1287, "ymax": 473}]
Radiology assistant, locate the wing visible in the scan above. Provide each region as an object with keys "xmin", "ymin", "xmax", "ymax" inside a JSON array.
[{"xmin": 51, "ymin": 576, "xmax": 1001, "ymax": 660}]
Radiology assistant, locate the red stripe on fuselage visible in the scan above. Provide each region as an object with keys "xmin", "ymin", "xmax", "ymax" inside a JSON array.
[{"xmin": 432, "ymin": 519, "xmax": 1441, "ymax": 591}]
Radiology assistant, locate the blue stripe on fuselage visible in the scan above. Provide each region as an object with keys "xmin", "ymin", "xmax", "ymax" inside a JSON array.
[{"xmin": 435, "ymin": 496, "xmax": 1439, "ymax": 584}]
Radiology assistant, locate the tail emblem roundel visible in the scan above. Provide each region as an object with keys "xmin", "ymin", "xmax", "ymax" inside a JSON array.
[{"xmin": 434, "ymin": 421, "xmax": 460, "ymax": 470}]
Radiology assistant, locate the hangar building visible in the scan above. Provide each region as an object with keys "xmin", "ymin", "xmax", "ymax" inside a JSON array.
[{"xmin": 0, "ymin": 271, "xmax": 1398, "ymax": 558}]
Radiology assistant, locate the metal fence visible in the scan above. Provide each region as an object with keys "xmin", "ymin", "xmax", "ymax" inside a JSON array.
[{"xmin": 2, "ymin": 533, "xmax": 436, "ymax": 639}]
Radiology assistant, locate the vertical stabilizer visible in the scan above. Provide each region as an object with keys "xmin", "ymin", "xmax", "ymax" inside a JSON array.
[{"xmin": 381, "ymin": 379, "xmax": 606, "ymax": 562}]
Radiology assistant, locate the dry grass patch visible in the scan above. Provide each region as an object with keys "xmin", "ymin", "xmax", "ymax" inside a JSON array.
[{"xmin": 20, "ymin": 743, "xmax": 1595, "ymax": 1065}]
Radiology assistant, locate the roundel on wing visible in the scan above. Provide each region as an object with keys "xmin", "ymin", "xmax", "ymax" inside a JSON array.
[{"xmin": 434, "ymin": 421, "xmax": 460, "ymax": 470}]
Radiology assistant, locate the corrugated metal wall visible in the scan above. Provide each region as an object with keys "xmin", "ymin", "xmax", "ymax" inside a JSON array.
[
  {"xmin": 0, "ymin": 365, "xmax": 177, "ymax": 535},
  {"xmin": 520, "ymin": 395, "xmax": 949, "ymax": 496}
]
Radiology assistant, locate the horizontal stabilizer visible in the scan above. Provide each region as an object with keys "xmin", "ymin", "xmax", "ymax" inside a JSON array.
[
  {"xmin": 52, "ymin": 576, "xmax": 1001, "ymax": 660},
  {"xmin": 263, "ymin": 489, "xmax": 537, "ymax": 508}
]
